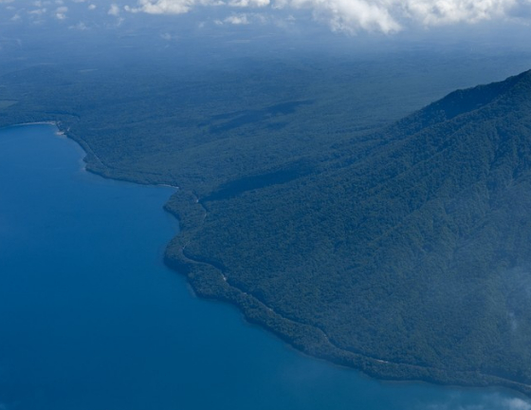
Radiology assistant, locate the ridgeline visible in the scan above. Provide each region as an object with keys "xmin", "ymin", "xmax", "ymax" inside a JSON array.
[{"xmin": 167, "ymin": 69, "xmax": 531, "ymax": 396}]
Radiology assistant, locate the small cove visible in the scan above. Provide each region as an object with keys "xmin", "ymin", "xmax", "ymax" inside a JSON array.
[{"xmin": 0, "ymin": 123, "xmax": 528, "ymax": 410}]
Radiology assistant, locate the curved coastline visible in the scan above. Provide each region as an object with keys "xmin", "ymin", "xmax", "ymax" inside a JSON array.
[
  {"xmin": 15, "ymin": 121, "xmax": 531, "ymax": 400},
  {"xmin": 162, "ymin": 196, "xmax": 531, "ymax": 399}
]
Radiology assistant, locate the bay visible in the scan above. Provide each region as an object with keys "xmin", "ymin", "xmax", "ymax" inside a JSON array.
[{"xmin": 0, "ymin": 124, "xmax": 528, "ymax": 410}]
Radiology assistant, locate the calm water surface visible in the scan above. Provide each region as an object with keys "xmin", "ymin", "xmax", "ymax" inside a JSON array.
[{"xmin": 0, "ymin": 124, "xmax": 528, "ymax": 410}]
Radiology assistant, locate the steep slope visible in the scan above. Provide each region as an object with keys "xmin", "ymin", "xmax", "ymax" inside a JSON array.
[
  {"xmin": 2, "ymin": 50, "xmax": 531, "ymax": 394},
  {"xmin": 166, "ymin": 69, "xmax": 531, "ymax": 394}
]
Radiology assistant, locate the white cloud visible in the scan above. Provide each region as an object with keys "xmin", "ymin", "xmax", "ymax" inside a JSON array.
[
  {"xmin": 213, "ymin": 11, "xmax": 270, "ymax": 23},
  {"xmin": 290, "ymin": 0, "xmax": 401, "ymax": 33},
  {"xmin": 123, "ymin": 0, "xmax": 531, "ymax": 33},
  {"xmin": 108, "ymin": 3, "xmax": 121, "ymax": 15},
  {"xmin": 403, "ymin": 0, "xmax": 519, "ymax": 25},
  {"xmin": 229, "ymin": 0, "xmax": 270, "ymax": 7},
  {"xmin": 420, "ymin": 394, "xmax": 531, "ymax": 410},
  {"xmin": 125, "ymin": 0, "xmax": 197, "ymax": 14},
  {"xmin": 55, "ymin": 5, "xmax": 68, "ymax": 18},
  {"xmin": 28, "ymin": 7, "xmax": 47, "ymax": 15},
  {"xmin": 88, "ymin": 3, "xmax": 96, "ymax": 9},
  {"xmin": 225, "ymin": 12, "xmax": 250, "ymax": 22},
  {"xmin": 504, "ymin": 398, "xmax": 531, "ymax": 410}
]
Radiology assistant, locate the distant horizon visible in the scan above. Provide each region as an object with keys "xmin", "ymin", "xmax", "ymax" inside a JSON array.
[{"xmin": 2, "ymin": 0, "xmax": 531, "ymax": 43}]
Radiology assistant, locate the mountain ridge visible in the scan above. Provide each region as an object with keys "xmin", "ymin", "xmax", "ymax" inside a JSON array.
[{"xmin": 164, "ymin": 68, "xmax": 531, "ymax": 395}]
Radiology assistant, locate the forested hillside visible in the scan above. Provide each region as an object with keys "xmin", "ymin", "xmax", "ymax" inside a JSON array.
[
  {"xmin": 166, "ymin": 69, "xmax": 531, "ymax": 395},
  {"xmin": 2, "ymin": 43, "xmax": 531, "ymax": 395}
]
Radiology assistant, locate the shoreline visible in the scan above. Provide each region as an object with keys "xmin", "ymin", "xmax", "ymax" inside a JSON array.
[
  {"xmin": 8, "ymin": 120, "xmax": 531, "ymax": 400},
  {"xmin": 163, "ymin": 249, "xmax": 531, "ymax": 399}
]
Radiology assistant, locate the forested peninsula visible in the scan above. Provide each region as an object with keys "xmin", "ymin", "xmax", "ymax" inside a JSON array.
[{"xmin": 2, "ymin": 49, "xmax": 531, "ymax": 396}]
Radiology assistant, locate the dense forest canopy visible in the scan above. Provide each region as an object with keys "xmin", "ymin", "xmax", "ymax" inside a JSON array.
[
  {"xmin": 166, "ymin": 69, "xmax": 531, "ymax": 395},
  {"xmin": 2, "ymin": 21, "xmax": 531, "ymax": 396}
]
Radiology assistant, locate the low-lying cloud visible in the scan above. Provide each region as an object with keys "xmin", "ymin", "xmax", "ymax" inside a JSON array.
[
  {"xmin": 421, "ymin": 394, "xmax": 531, "ymax": 410},
  {"xmin": 123, "ymin": 0, "xmax": 531, "ymax": 33},
  {"xmin": 124, "ymin": 0, "xmax": 209, "ymax": 15},
  {"xmin": 504, "ymin": 398, "xmax": 531, "ymax": 410}
]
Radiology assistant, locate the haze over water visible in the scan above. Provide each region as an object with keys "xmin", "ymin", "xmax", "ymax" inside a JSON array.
[{"xmin": 0, "ymin": 124, "xmax": 528, "ymax": 410}]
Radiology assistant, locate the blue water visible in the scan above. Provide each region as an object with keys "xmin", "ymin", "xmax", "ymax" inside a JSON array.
[{"xmin": 0, "ymin": 124, "xmax": 529, "ymax": 410}]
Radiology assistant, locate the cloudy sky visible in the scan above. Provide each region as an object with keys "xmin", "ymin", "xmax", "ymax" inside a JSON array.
[
  {"xmin": 2, "ymin": 0, "xmax": 531, "ymax": 36},
  {"xmin": 123, "ymin": 0, "xmax": 531, "ymax": 32}
]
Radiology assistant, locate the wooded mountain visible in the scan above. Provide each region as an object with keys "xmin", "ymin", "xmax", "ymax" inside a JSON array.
[
  {"xmin": 165, "ymin": 69, "xmax": 531, "ymax": 395},
  {"xmin": 1, "ymin": 50, "xmax": 531, "ymax": 395}
]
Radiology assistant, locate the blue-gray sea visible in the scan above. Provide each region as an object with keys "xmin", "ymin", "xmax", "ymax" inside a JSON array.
[{"xmin": 0, "ymin": 124, "xmax": 528, "ymax": 410}]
